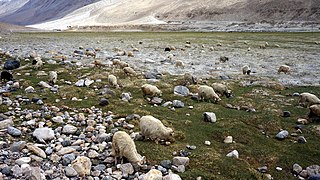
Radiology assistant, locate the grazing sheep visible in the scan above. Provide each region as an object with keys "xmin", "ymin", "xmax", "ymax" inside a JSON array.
[
  {"xmin": 183, "ymin": 73, "xmax": 197, "ymax": 85},
  {"xmin": 309, "ymin": 104, "xmax": 320, "ymax": 117},
  {"xmin": 141, "ymin": 84, "xmax": 162, "ymax": 97},
  {"xmin": 278, "ymin": 65, "xmax": 290, "ymax": 74},
  {"xmin": 242, "ymin": 65, "xmax": 251, "ymax": 75},
  {"xmin": 0, "ymin": 71, "xmax": 13, "ymax": 82},
  {"xmin": 108, "ymin": 74, "xmax": 118, "ymax": 87},
  {"xmin": 112, "ymin": 59, "xmax": 129, "ymax": 69},
  {"xmin": 123, "ymin": 67, "xmax": 137, "ymax": 76},
  {"xmin": 48, "ymin": 71, "xmax": 57, "ymax": 85},
  {"xmin": 299, "ymin": 93, "xmax": 320, "ymax": 107},
  {"xmin": 175, "ymin": 60, "xmax": 184, "ymax": 68},
  {"xmin": 211, "ymin": 83, "xmax": 232, "ymax": 98},
  {"xmin": 140, "ymin": 115, "xmax": 174, "ymax": 142},
  {"xmin": 198, "ymin": 85, "xmax": 221, "ymax": 102},
  {"xmin": 111, "ymin": 131, "xmax": 145, "ymax": 165}
]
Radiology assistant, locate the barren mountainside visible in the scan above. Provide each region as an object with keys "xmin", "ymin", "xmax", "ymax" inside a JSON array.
[{"xmin": 0, "ymin": 0, "xmax": 319, "ymax": 29}]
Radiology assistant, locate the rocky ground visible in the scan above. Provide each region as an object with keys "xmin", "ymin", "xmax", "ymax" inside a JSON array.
[{"xmin": 0, "ymin": 32, "xmax": 320, "ymax": 179}]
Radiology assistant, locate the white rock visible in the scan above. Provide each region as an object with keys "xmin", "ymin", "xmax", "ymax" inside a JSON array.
[
  {"xmin": 163, "ymin": 173, "xmax": 182, "ymax": 180},
  {"xmin": 25, "ymin": 86, "xmax": 35, "ymax": 93},
  {"xmin": 172, "ymin": 157, "xmax": 190, "ymax": 166},
  {"xmin": 203, "ymin": 112, "xmax": 217, "ymax": 123},
  {"xmin": 15, "ymin": 157, "xmax": 31, "ymax": 165},
  {"xmin": 75, "ymin": 79, "xmax": 85, "ymax": 87},
  {"xmin": 72, "ymin": 156, "xmax": 92, "ymax": 176},
  {"xmin": 84, "ymin": 79, "xmax": 94, "ymax": 86},
  {"xmin": 226, "ymin": 150, "xmax": 239, "ymax": 158},
  {"xmin": 26, "ymin": 143, "xmax": 46, "ymax": 158},
  {"xmin": 0, "ymin": 118, "xmax": 13, "ymax": 130},
  {"xmin": 52, "ymin": 116, "xmax": 64, "ymax": 123},
  {"xmin": 224, "ymin": 136, "xmax": 233, "ymax": 144},
  {"xmin": 57, "ymin": 147, "xmax": 75, "ymax": 156},
  {"xmin": 62, "ymin": 124, "xmax": 77, "ymax": 134},
  {"xmin": 141, "ymin": 169, "xmax": 162, "ymax": 180},
  {"xmin": 38, "ymin": 81, "xmax": 52, "ymax": 88},
  {"xmin": 204, "ymin": 141, "xmax": 211, "ymax": 146},
  {"xmin": 33, "ymin": 127, "xmax": 55, "ymax": 141}
]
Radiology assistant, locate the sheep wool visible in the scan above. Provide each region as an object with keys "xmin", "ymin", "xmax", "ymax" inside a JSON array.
[
  {"xmin": 111, "ymin": 131, "xmax": 144, "ymax": 165},
  {"xmin": 198, "ymin": 85, "xmax": 221, "ymax": 102},
  {"xmin": 309, "ymin": 104, "xmax": 320, "ymax": 117},
  {"xmin": 123, "ymin": 67, "xmax": 137, "ymax": 76},
  {"xmin": 278, "ymin": 65, "xmax": 290, "ymax": 74},
  {"xmin": 108, "ymin": 74, "xmax": 118, "ymax": 87},
  {"xmin": 299, "ymin": 92, "xmax": 320, "ymax": 107},
  {"xmin": 211, "ymin": 83, "xmax": 232, "ymax": 98},
  {"xmin": 141, "ymin": 84, "xmax": 162, "ymax": 97},
  {"xmin": 140, "ymin": 115, "xmax": 173, "ymax": 141},
  {"xmin": 48, "ymin": 71, "xmax": 57, "ymax": 85}
]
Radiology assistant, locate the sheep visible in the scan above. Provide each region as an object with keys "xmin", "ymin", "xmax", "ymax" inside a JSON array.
[
  {"xmin": 111, "ymin": 131, "xmax": 145, "ymax": 165},
  {"xmin": 48, "ymin": 71, "xmax": 57, "ymax": 85},
  {"xmin": 183, "ymin": 73, "xmax": 197, "ymax": 85},
  {"xmin": 198, "ymin": 85, "xmax": 221, "ymax": 102},
  {"xmin": 141, "ymin": 84, "xmax": 162, "ymax": 97},
  {"xmin": 242, "ymin": 65, "xmax": 251, "ymax": 75},
  {"xmin": 123, "ymin": 67, "xmax": 137, "ymax": 76},
  {"xmin": 299, "ymin": 93, "xmax": 320, "ymax": 107},
  {"xmin": 211, "ymin": 83, "xmax": 232, "ymax": 98},
  {"xmin": 175, "ymin": 60, "xmax": 184, "ymax": 68},
  {"xmin": 278, "ymin": 65, "xmax": 290, "ymax": 74},
  {"xmin": 309, "ymin": 104, "xmax": 320, "ymax": 118},
  {"xmin": 0, "ymin": 71, "xmax": 13, "ymax": 82},
  {"xmin": 139, "ymin": 115, "xmax": 174, "ymax": 142},
  {"xmin": 108, "ymin": 74, "xmax": 118, "ymax": 87},
  {"xmin": 112, "ymin": 59, "xmax": 128, "ymax": 69}
]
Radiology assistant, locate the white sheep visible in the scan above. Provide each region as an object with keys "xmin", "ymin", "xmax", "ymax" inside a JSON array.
[
  {"xmin": 112, "ymin": 59, "xmax": 128, "ymax": 68},
  {"xmin": 299, "ymin": 93, "xmax": 320, "ymax": 107},
  {"xmin": 48, "ymin": 71, "xmax": 57, "ymax": 85},
  {"xmin": 140, "ymin": 115, "xmax": 174, "ymax": 142},
  {"xmin": 108, "ymin": 74, "xmax": 118, "ymax": 87},
  {"xmin": 198, "ymin": 85, "xmax": 221, "ymax": 102},
  {"xmin": 309, "ymin": 104, "xmax": 320, "ymax": 117},
  {"xmin": 141, "ymin": 84, "xmax": 162, "ymax": 97},
  {"xmin": 123, "ymin": 67, "xmax": 137, "ymax": 76},
  {"xmin": 211, "ymin": 83, "xmax": 232, "ymax": 98},
  {"xmin": 175, "ymin": 60, "xmax": 184, "ymax": 68},
  {"xmin": 111, "ymin": 131, "xmax": 145, "ymax": 165},
  {"xmin": 278, "ymin": 65, "xmax": 290, "ymax": 74},
  {"xmin": 242, "ymin": 65, "xmax": 251, "ymax": 75}
]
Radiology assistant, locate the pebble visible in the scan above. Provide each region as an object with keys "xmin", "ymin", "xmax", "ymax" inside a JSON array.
[
  {"xmin": 65, "ymin": 166, "xmax": 78, "ymax": 177},
  {"xmin": 204, "ymin": 141, "xmax": 211, "ymax": 146},
  {"xmin": 203, "ymin": 112, "xmax": 217, "ymax": 123},
  {"xmin": 160, "ymin": 160, "xmax": 172, "ymax": 169},
  {"xmin": 99, "ymin": 98, "xmax": 109, "ymax": 106},
  {"xmin": 120, "ymin": 163, "xmax": 134, "ymax": 176},
  {"xmin": 7, "ymin": 126, "xmax": 22, "ymax": 136},
  {"xmin": 224, "ymin": 136, "xmax": 233, "ymax": 144},
  {"xmin": 276, "ymin": 130, "xmax": 289, "ymax": 140},
  {"xmin": 282, "ymin": 111, "xmax": 291, "ymax": 117},
  {"xmin": 226, "ymin": 150, "xmax": 239, "ymax": 158},
  {"xmin": 142, "ymin": 169, "xmax": 163, "ymax": 180},
  {"xmin": 26, "ymin": 143, "xmax": 46, "ymax": 158},
  {"xmin": 0, "ymin": 118, "xmax": 13, "ymax": 129},
  {"xmin": 72, "ymin": 156, "xmax": 92, "ymax": 176},
  {"xmin": 297, "ymin": 136, "xmax": 307, "ymax": 144},
  {"xmin": 292, "ymin": 163, "xmax": 303, "ymax": 174},
  {"xmin": 258, "ymin": 166, "xmax": 268, "ymax": 173},
  {"xmin": 15, "ymin": 157, "xmax": 31, "ymax": 165},
  {"xmin": 276, "ymin": 167, "xmax": 282, "ymax": 171},
  {"xmin": 172, "ymin": 100, "xmax": 185, "ymax": 108},
  {"xmin": 174, "ymin": 86, "xmax": 190, "ymax": 96},
  {"xmin": 172, "ymin": 157, "xmax": 189, "ymax": 166},
  {"xmin": 33, "ymin": 127, "xmax": 55, "ymax": 142},
  {"xmin": 62, "ymin": 124, "xmax": 78, "ymax": 134}
]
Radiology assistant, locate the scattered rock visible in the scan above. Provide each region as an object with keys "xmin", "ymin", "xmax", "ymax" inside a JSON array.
[
  {"xmin": 160, "ymin": 160, "xmax": 172, "ymax": 169},
  {"xmin": 174, "ymin": 86, "xmax": 190, "ymax": 96},
  {"xmin": 224, "ymin": 136, "xmax": 233, "ymax": 144},
  {"xmin": 172, "ymin": 100, "xmax": 184, "ymax": 108},
  {"xmin": 65, "ymin": 166, "xmax": 78, "ymax": 177},
  {"xmin": 258, "ymin": 166, "xmax": 268, "ymax": 173},
  {"xmin": 172, "ymin": 157, "xmax": 189, "ymax": 166},
  {"xmin": 26, "ymin": 143, "xmax": 46, "ymax": 158},
  {"xmin": 282, "ymin": 111, "xmax": 291, "ymax": 117},
  {"xmin": 226, "ymin": 150, "xmax": 239, "ymax": 158},
  {"xmin": 204, "ymin": 141, "xmax": 211, "ymax": 146},
  {"xmin": 33, "ymin": 127, "xmax": 55, "ymax": 142},
  {"xmin": 297, "ymin": 136, "xmax": 307, "ymax": 144},
  {"xmin": 203, "ymin": 112, "xmax": 217, "ymax": 123},
  {"xmin": 7, "ymin": 126, "xmax": 21, "ymax": 136},
  {"xmin": 72, "ymin": 156, "xmax": 92, "ymax": 176},
  {"xmin": 142, "ymin": 169, "xmax": 163, "ymax": 180},
  {"xmin": 62, "ymin": 124, "xmax": 78, "ymax": 134},
  {"xmin": 293, "ymin": 163, "xmax": 303, "ymax": 174},
  {"xmin": 99, "ymin": 98, "xmax": 109, "ymax": 106},
  {"xmin": 120, "ymin": 163, "xmax": 134, "ymax": 177},
  {"xmin": 0, "ymin": 118, "xmax": 13, "ymax": 129},
  {"xmin": 276, "ymin": 130, "xmax": 289, "ymax": 140}
]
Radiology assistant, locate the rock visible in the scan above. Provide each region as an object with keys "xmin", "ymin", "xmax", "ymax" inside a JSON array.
[
  {"xmin": 204, "ymin": 141, "xmax": 211, "ymax": 146},
  {"xmin": 10, "ymin": 141, "xmax": 26, "ymax": 152},
  {"xmin": 297, "ymin": 136, "xmax": 307, "ymax": 144},
  {"xmin": 145, "ymin": 72, "xmax": 162, "ymax": 79},
  {"xmin": 309, "ymin": 174, "xmax": 320, "ymax": 180},
  {"xmin": 151, "ymin": 97, "xmax": 163, "ymax": 105},
  {"xmin": 65, "ymin": 166, "xmax": 78, "ymax": 177},
  {"xmin": 7, "ymin": 126, "xmax": 21, "ymax": 136},
  {"xmin": 75, "ymin": 79, "xmax": 85, "ymax": 87},
  {"xmin": 282, "ymin": 111, "xmax": 291, "ymax": 117},
  {"xmin": 276, "ymin": 167, "xmax": 282, "ymax": 171},
  {"xmin": 38, "ymin": 81, "xmax": 51, "ymax": 88},
  {"xmin": 258, "ymin": 166, "xmax": 268, "ymax": 173},
  {"xmin": 27, "ymin": 167, "xmax": 46, "ymax": 180},
  {"xmin": 15, "ymin": 157, "xmax": 31, "ymax": 165},
  {"xmin": 306, "ymin": 165, "xmax": 320, "ymax": 176},
  {"xmin": 26, "ymin": 143, "xmax": 46, "ymax": 158},
  {"xmin": 126, "ymin": 114, "xmax": 140, "ymax": 121},
  {"xmin": 275, "ymin": 130, "xmax": 289, "ymax": 140},
  {"xmin": 203, "ymin": 112, "xmax": 217, "ymax": 123},
  {"xmin": 186, "ymin": 145, "xmax": 196, "ymax": 150},
  {"xmin": 94, "ymin": 164, "xmax": 106, "ymax": 171},
  {"xmin": 72, "ymin": 156, "xmax": 92, "ymax": 176},
  {"xmin": 293, "ymin": 163, "xmax": 303, "ymax": 174},
  {"xmin": 1, "ymin": 166, "xmax": 12, "ymax": 176},
  {"xmin": 160, "ymin": 160, "xmax": 172, "ymax": 169},
  {"xmin": 33, "ymin": 127, "xmax": 55, "ymax": 142},
  {"xmin": 172, "ymin": 100, "xmax": 184, "ymax": 108},
  {"xmin": 142, "ymin": 169, "xmax": 162, "ymax": 180},
  {"xmin": 4, "ymin": 60, "xmax": 20, "ymax": 70},
  {"xmin": 172, "ymin": 157, "xmax": 189, "ymax": 166},
  {"xmin": 226, "ymin": 150, "xmax": 239, "ymax": 158},
  {"xmin": 25, "ymin": 86, "xmax": 35, "ymax": 93},
  {"xmin": 224, "ymin": 136, "xmax": 233, "ymax": 144},
  {"xmin": 292, "ymin": 92, "xmax": 300, "ymax": 96},
  {"xmin": 62, "ymin": 124, "xmax": 77, "ymax": 134},
  {"xmin": 57, "ymin": 147, "xmax": 76, "ymax": 156},
  {"xmin": 12, "ymin": 165, "xmax": 22, "ymax": 178},
  {"xmin": 88, "ymin": 150, "xmax": 99, "ymax": 158},
  {"xmin": 163, "ymin": 173, "xmax": 182, "ymax": 180},
  {"xmin": 62, "ymin": 153, "xmax": 76, "ymax": 165},
  {"xmin": 99, "ymin": 98, "xmax": 109, "ymax": 106},
  {"xmin": 120, "ymin": 163, "xmax": 134, "ymax": 176},
  {"xmin": 84, "ymin": 79, "xmax": 94, "ymax": 86},
  {"xmin": 0, "ymin": 118, "xmax": 13, "ymax": 129},
  {"xmin": 174, "ymin": 86, "xmax": 190, "ymax": 96},
  {"xmin": 121, "ymin": 92, "xmax": 132, "ymax": 102},
  {"xmin": 297, "ymin": 118, "xmax": 309, "ymax": 125}
]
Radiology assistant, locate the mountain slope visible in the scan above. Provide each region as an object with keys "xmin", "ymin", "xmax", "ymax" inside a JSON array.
[{"xmin": 0, "ymin": 0, "xmax": 100, "ymax": 25}]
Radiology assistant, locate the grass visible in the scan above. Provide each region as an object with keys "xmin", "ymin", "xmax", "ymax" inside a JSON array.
[{"xmin": 1, "ymin": 32, "xmax": 320, "ymax": 179}]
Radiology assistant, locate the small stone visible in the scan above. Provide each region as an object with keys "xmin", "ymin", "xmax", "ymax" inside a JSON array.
[
  {"xmin": 65, "ymin": 166, "xmax": 78, "ymax": 177},
  {"xmin": 72, "ymin": 156, "xmax": 92, "ymax": 176},
  {"xmin": 292, "ymin": 163, "xmax": 303, "ymax": 174},
  {"xmin": 99, "ymin": 98, "xmax": 109, "ymax": 106},
  {"xmin": 292, "ymin": 92, "xmax": 300, "ymax": 96},
  {"xmin": 15, "ymin": 157, "xmax": 31, "ymax": 165},
  {"xmin": 172, "ymin": 165, "xmax": 186, "ymax": 173},
  {"xmin": 203, "ymin": 112, "xmax": 216, "ymax": 123},
  {"xmin": 151, "ymin": 97, "xmax": 163, "ymax": 105},
  {"xmin": 162, "ymin": 101, "xmax": 172, "ymax": 107},
  {"xmin": 25, "ymin": 86, "xmax": 35, "ymax": 93},
  {"xmin": 297, "ymin": 118, "xmax": 309, "ymax": 125},
  {"xmin": 297, "ymin": 136, "xmax": 307, "ymax": 144},
  {"xmin": 1, "ymin": 166, "xmax": 12, "ymax": 176},
  {"xmin": 121, "ymin": 92, "xmax": 132, "ymax": 102},
  {"xmin": 62, "ymin": 124, "xmax": 77, "ymax": 134},
  {"xmin": 186, "ymin": 145, "xmax": 196, "ymax": 150},
  {"xmin": 7, "ymin": 126, "xmax": 21, "ymax": 136},
  {"xmin": 276, "ymin": 167, "xmax": 282, "ymax": 171},
  {"xmin": 257, "ymin": 166, "xmax": 268, "ymax": 173},
  {"xmin": 306, "ymin": 165, "xmax": 320, "ymax": 176},
  {"xmin": 172, "ymin": 100, "xmax": 184, "ymax": 108},
  {"xmin": 276, "ymin": 130, "xmax": 289, "ymax": 140},
  {"xmin": 204, "ymin": 141, "xmax": 211, "ymax": 146},
  {"xmin": 120, "ymin": 163, "xmax": 134, "ymax": 176},
  {"xmin": 62, "ymin": 153, "xmax": 76, "ymax": 165},
  {"xmin": 10, "ymin": 141, "xmax": 26, "ymax": 152},
  {"xmin": 52, "ymin": 116, "xmax": 64, "ymax": 123},
  {"xmin": 163, "ymin": 173, "xmax": 182, "ymax": 180},
  {"xmin": 172, "ymin": 157, "xmax": 189, "ymax": 166},
  {"xmin": 309, "ymin": 174, "xmax": 320, "ymax": 180},
  {"xmin": 88, "ymin": 150, "xmax": 99, "ymax": 158},
  {"xmin": 28, "ymin": 167, "xmax": 46, "ymax": 180},
  {"xmin": 57, "ymin": 147, "xmax": 75, "ymax": 156},
  {"xmin": 174, "ymin": 86, "xmax": 190, "ymax": 96},
  {"xmin": 33, "ymin": 127, "xmax": 55, "ymax": 142},
  {"xmin": 282, "ymin": 111, "xmax": 291, "ymax": 117},
  {"xmin": 142, "ymin": 169, "xmax": 162, "ymax": 180},
  {"xmin": 94, "ymin": 164, "xmax": 106, "ymax": 171},
  {"xmin": 75, "ymin": 79, "xmax": 85, "ymax": 87},
  {"xmin": 160, "ymin": 160, "xmax": 172, "ymax": 169},
  {"xmin": 226, "ymin": 150, "xmax": 239, "ymax": 158},
  {"xmin": 0, "ymin": 118, "xmax": 13, "ymax": 129},
  {"xmin": 12, "ymin": 165, "xmax": 22, "ymax": 178},
  {"xmin": 224, "ymin": 136, "xmax": 233, "ymax": 144},
  {"xmin": 26, "ymin": 143, "xmax": 46, "ymax": 158}
]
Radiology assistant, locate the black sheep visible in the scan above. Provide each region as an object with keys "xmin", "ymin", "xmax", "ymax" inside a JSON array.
[{"xmin": 0, "ymin": 71, "xmax": 14, "ymax": 82}]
